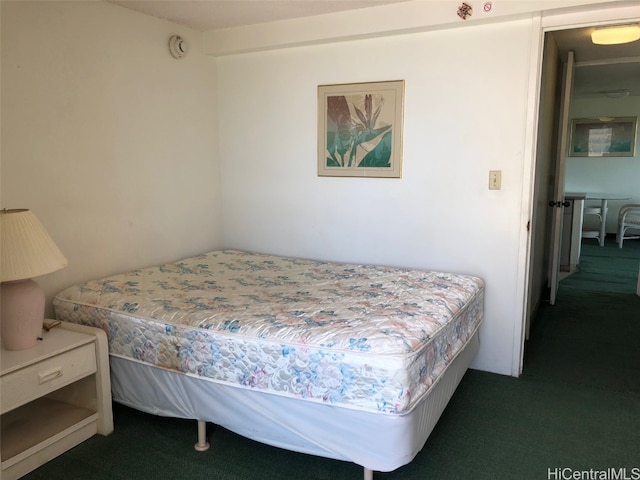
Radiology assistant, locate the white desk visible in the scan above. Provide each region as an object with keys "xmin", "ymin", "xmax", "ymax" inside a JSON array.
[{"xmin": 565, "ymin": 192, "xmax": 631, "ymax": 247}]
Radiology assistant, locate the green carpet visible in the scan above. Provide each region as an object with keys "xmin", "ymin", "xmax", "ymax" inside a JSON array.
[
  {"xmin": 22, "ymin": 240, "xmax": 640, "ymax": 479},
  {"xmin": 524, "ymin": 239, "xmax": 640, "ymax": 394}
]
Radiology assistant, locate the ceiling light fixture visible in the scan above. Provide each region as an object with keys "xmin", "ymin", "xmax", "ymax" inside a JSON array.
[
  {"xmin": 591, "ymin": 24, "xmax": 640, "ymax": 45},
  {"xmin": 604, "ymin": 89, "xmax": 630, "ymax": 99}
]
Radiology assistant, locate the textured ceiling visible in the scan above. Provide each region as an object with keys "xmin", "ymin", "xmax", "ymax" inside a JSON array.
[
  {"xmin": 107, "ymin": 1, "xmax": 640, "ymax": 98},
  {"xmin": 107, "ymin": 0, "xmax": 412, "ymax": 31},
  {"xmin": 551, "ymin": 27, "xmax": 640, "ymax": 98}
]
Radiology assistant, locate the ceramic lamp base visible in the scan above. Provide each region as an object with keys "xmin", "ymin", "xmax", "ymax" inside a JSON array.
[{"xmin": 0, "ymin": 278, "xmax": 45, "ymax": 350}]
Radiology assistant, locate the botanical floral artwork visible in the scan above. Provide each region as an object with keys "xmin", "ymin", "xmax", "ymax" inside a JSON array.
[{"xmin": 318, "ymin": 81, "xmax": 404, "ymax": 177}]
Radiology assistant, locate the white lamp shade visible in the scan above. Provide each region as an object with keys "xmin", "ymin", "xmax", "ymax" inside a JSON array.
[
  {"xmin": 591, "ymin": 25, "xmax": 640, "ymax": 45},
  {"xmin": 1, "ymin": 209, "xmax": 68, "ymax": 282}
]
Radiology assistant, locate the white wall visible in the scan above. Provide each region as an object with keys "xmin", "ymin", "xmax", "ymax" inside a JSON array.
[
  {"xmin": 218, "ymin": 19, "xmax": 535, "ymax": 375},
  {"xmin": 1, "ymin": 1, "xmax": 222, "ymax": 314},
  {"xmin": 565, "ymin": 96, "xmax": 640, "ymax": 233}
]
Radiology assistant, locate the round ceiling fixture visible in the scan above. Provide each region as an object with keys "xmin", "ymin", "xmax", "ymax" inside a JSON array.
[
  {"xmin": 591, "ymin": 24, "xmax": 640, "ymax": 45},
  {"xmin": 169, "ymin": 35, "xmax": 188, "ymax": 59},
  {"xmin": 604, "ymin": 89, "xmax": 630, "ymax": 99}
]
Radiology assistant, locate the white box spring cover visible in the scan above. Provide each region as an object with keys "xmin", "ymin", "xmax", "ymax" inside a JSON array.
[{"xmin": 53, "ymin": 250, "xmax": 484, "ymax": 415}]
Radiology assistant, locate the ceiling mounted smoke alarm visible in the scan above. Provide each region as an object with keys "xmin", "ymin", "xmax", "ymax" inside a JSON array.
[{"xmin": 169, "ymin": 35, "xmax": 188, "ymax": 59}]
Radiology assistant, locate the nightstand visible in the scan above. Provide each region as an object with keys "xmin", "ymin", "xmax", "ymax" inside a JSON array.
[{"xmin": 0, "ymin": 321, "xmax": 113, "ymax": 480}]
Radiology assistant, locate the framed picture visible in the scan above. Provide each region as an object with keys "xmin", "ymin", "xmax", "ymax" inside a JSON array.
[
  {"xmin": 569, "ymin": 117, "xmax": 637, "ymax": 157},
  {"xmin": 318, "ymin": 80, "xmax": 404, "ymax": 178}
]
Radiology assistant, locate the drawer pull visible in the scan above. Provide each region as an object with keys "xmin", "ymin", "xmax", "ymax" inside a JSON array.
[{"xmin": 38, "ymin": 368, "xmax": 63, "ymax": 384}]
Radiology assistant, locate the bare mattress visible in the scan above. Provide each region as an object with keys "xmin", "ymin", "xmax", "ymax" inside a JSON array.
[{"xmin": 53, "ymin": 249, "xmax": 484, "ymax": 471}]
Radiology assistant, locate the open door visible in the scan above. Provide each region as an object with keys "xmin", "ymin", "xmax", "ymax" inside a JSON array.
[{"xmin": 547, "ymin": 50, "xmax": 575, "ymax": 305}]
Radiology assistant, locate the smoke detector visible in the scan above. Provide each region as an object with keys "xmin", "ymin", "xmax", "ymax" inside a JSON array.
[{"xmin": 169, "ymin": 35, "xmax": 188, "ymax": 59}]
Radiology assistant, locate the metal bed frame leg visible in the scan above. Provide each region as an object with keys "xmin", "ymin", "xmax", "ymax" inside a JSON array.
[
  {"xmin": 364, "ymin": 467, "xmax": 373, "ymax": 480},
  {"xmin": 194, "ymin": 420, "xmax": 211, "ymax": 451}
]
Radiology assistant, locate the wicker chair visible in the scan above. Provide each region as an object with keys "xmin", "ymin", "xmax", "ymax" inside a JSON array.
[{"xmin": 617, "ymin": 204, "xmax": 640, "ymax": 248}]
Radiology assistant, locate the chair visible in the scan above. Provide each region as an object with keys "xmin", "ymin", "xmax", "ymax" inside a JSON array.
[
  {"xmin": 581, "ymin": 203, "xmax": 606, "ymax": 245},
  {"xmin": 617, "ymin": 204, "xmax": 640, "ymax": 248}
]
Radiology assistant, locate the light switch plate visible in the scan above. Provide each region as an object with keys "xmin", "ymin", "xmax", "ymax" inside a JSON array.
[{"xmin": 489, "ymin": 170, "xmax": 501, "ymax": 190}]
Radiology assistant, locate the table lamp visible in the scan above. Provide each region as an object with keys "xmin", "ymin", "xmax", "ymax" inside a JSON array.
[{"xmin": 1, "ymin": 209, "xmax": 68, "ymax": 350}]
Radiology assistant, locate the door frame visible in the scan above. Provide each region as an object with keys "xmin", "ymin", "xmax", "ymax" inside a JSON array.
[{"xmin": 514, "ymin": 3, "xmax": 640, "ymax": 376}]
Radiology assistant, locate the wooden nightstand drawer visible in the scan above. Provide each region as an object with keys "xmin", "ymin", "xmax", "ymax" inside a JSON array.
[{"xmin": 0, "ymin": 343, "xmax": 96, "ymax": 414}]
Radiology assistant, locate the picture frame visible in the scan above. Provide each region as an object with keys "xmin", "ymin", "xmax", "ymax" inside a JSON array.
[
  {"xmin": 318, "ymin": 80, "xmax": 404, "ymax": 178},
  {"xmin": 569, "ymin": 117, "xmax": 637, "ymax": 157}
]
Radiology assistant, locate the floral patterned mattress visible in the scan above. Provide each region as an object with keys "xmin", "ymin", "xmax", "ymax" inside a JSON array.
[{"xmin": 53, "ymin": 250, "xmax": 484, "ymax": 415}]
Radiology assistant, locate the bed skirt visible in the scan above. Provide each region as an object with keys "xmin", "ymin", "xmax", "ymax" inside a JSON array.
[{"xmin": 109, "ymin": 328, "xmax": 479, "ymax": 472}]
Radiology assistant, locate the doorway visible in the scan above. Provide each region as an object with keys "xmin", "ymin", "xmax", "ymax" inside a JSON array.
[{"xmin": 522, "ymin": 14, "xmax": 640, "ymax": 372}]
